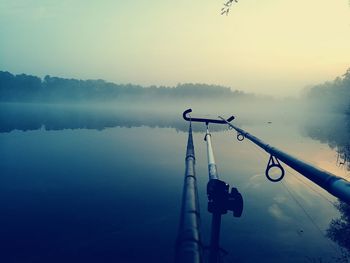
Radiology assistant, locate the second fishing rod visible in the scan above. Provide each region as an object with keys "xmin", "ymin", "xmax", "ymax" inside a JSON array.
[
  {"xmin": 183, "ymin": 109, "xmax": 244, "ymax": 263},
  {"xmin": 205, "ymin": 123, "xmax": 243, "ymax": 263}
]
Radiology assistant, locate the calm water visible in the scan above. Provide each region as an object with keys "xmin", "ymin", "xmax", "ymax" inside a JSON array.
[{"xmin": 0, "ymin": 103, "xmax": 349, "ymax": 263}]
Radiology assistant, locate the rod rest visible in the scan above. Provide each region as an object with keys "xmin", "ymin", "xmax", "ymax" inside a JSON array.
[{"xmin": 183, "ymin": 109, "xmax": 235, "ymax": 124}]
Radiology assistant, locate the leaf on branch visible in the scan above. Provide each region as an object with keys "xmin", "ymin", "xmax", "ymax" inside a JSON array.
[{"xmin": 221, "ymin": 0, "xmax": 239, "ymax": 16}]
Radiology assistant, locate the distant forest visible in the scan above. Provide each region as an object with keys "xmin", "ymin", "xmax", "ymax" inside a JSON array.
[
  {"xmin": 1, "ymin": 69, "xmax": 349, "ymax": 113},
  {"xmin": 303, "ymin": 68, "xmax": 350, "ymax": 173},
  {"xmin": 0, "ymin": 71, "xmax": 252, "ymax": 102},
  {"xmin": 304, "ymin": 68, "xmax": 350, "ymax": 114}
]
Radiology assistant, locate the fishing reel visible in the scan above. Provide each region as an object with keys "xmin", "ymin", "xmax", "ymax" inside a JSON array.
[{"xmin": 207, "ymin": 179, "xmax": 243, "ymax": 217}]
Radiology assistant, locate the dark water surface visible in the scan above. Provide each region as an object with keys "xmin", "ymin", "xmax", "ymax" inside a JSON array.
[{"xmin": 0, "ymin": 103, "xmax": 349, "ymax": 263}]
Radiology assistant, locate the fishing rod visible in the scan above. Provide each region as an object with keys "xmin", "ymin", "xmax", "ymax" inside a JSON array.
[
  {"xmin": 177, "ymin": 108, "xmax": 350, "ymax": 263},
  {"xmin": 175, "ymin": 123, "xmax": 202, "ymax": 263},
  {"xmin": 217, "ymin": 116, "xmax": 350, "ymax": 205},
  {"xmin": 181, "ymin": 109, "xmax": 243, "ymax": 263},
  {"xmin": 204, "ymin": 122, "xmax": 243, "ymax": 263}
]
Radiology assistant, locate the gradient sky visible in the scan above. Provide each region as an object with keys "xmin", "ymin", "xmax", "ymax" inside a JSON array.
[{"xmin": 0, "ymin": 0, "xmax": 349, "ymax": 96}]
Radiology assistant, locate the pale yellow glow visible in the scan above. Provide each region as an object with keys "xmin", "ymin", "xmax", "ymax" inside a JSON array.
[{"xmin": 0, "ymin": 0, "xmax": 349, "ymax": 96}]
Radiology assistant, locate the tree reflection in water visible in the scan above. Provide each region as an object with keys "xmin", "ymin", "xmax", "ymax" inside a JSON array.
[
  {"xmin": 337, "ymin": 147, "xmax": 350, "ymax": 171},
  {"xmin": 303, "ymin": 112, "xmax": 350, "ymax": 171},
  {"xmin": 327, "ymin": 201, "xmax": 350, "ymax": 262},
  {"xmin": 303, "ymin": 110, "xmax": 350, "ymax": 262}
]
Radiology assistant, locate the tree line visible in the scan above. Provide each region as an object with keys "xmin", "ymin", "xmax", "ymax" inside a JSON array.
[
  {"xmin": 304, "ymin": 68, "xmax": 350, "ymax": 114},
  {"xmin": 0, "ymin": 71, "xmax": 251, "ymax": 102}
]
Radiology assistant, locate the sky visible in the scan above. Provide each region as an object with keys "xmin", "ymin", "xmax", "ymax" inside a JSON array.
[{"xmin": 0, "ymin": 0, "xmax": 349, "ymax": 97}]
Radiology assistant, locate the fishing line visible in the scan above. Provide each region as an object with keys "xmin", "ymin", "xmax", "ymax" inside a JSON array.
[
  {"xmin": 233, "ymin": 127, "xmax": 337, "ymax": 207},
  {"xmin": 182, "ymin": 110, "xmax": 350, "ymax": 262},
  {"xmin": 280, "ymin": 180, "xmax": 341, "ymax": 255},
  {"xmin": 237, "ymin": 130, "xmax": 338, "ymax": 218},
  {"xmin": 246, "ymin": 131, "xmax": 342, "ymax": 256},
  {"xmin": 284, "ymin": 166, "xmax": 336, "ymax": 207},
  {"xmin": 236, "ymin": 133, "xmax": 312, "ymax": 236},
  {"xmin": 228, "ymin": 127, "xmax": 342, "ymax": 255}
]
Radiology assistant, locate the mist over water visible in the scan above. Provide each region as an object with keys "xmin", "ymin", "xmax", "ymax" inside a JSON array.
[
  {"xmin": 1, "ymin": 93, "xmax": 350, "ymax": 262},
  {"xmin": 1, "ymin": 66, "xmax": 349, "ymax": 263},
  {"xmin": 0, "ymin": 96, "xmax": 303, "ymax": 132},
  {"xmin": 1, "ymin": 0, "xmax": 349, "ymax": 260}
]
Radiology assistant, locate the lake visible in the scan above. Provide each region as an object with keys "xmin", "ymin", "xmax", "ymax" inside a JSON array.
[{"xmin": 0, "ymin": 103, "xmax": 349, "ymax": 263}]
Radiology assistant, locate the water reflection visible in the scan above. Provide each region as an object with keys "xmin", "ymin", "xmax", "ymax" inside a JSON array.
[
  {"xmin": 302, "ymin": 113, "xmax": 350, "ymax": 170},
  {"xmin": 327, "ymin": 201, "xmax": 350, "ymax": 262},
  {"xmin": 0, "ymin": 103, "xmax": 184, "ymax": 132},
  {"xmin": 1, "ymin": 103, "xmax": 350, "ymax": 262},
  {"xmin": 286, "ymin": 112, "xmax": 350, "ymax": 262},
  {"xmin": 0, "ymin": 103, "xmax": 229, "ymax": 133}
]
